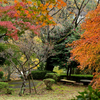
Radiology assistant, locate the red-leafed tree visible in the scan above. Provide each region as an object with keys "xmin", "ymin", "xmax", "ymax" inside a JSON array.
[
  {"xmin": 68, "ymin": 4, "xmax": 100, "ymax": 90},
  {"xmin": 0, "ymin": 0, "xmax": 66, "ymax": 40}
]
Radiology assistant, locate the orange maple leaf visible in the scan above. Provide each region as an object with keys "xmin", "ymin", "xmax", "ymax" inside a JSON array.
[{"xmin": 48, "ymin": 4, "xmax": 53, "ymax": 9}]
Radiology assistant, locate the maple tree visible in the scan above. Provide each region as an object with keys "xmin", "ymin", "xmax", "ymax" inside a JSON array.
[
  {"xmin": 68, "ymin": 4, "xmax": 100, "ymax": 89},
  {"xmin": 42, "ymin": 0, "xmax": 98, "ymax": 75},
  {"xmin": 0, "ymin": 0, "xmax": 66, "ymax": 40}
]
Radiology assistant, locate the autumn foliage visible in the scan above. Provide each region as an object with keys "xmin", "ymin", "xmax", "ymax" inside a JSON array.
[
  {"xmin": 0, "ymin": 0, "xmax": 66, "ymax": 40},
  {"xmin": 69, "ymin": 4, "xmax": 100, "ymax": 90},
  {"xmin": 69, "ymin": 4, "xmax": 100, "ymax": 71}
]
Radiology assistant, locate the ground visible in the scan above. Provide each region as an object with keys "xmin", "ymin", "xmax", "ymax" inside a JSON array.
[{"xmin": 0, "ymin": 80, "xmax": 86, "ymax": 100}]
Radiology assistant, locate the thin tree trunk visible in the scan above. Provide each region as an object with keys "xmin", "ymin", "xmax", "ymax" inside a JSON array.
[
  {"xmin": 30, "ymin": 74, "xmax": 37, "ymax": 94},
  {"xmin": 67, "ymin": 66, "xmax": 70, "ymax": 79},
  {"xmin": 69, "ymin": 66, "xmax": 72, "ymax": 80},
  {"xmin": 7, "ymin": 67, "xmax": 11, "ymax": 81},
  {"xmin": 28, "ymin": 71, "xmax": 31, "ymax": 94},
  {"xmin": 19, "ymin": 78, "xmax": 26, "ymax": 96}
]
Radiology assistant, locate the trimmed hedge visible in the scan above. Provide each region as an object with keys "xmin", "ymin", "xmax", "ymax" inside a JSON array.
[
  {"xmin": 29, "ymin": 70, "xmax": 55, "ymax": 80},
  {"xmin": 0, "ymin": 82, "xmax": 8, "ymax": 89},
  {"xmin": 0, "ymin": 82, "xmax": 14, "ymax": 94},
  {"xmin": 45, "ymin": 73, "xmax": 60, "ymax": 83},
  {"xmin": 59, "ymin": 74, "xmax": 93, "ymax": 82},
  {"xmin": 0, "ymin": 71, "xmax": 3, "ymax": 79}
]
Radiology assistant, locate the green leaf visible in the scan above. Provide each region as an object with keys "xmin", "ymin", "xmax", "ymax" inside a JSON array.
[
  {"xmin": 5, "ymin": 60, "xmax": 10, "ymax": 66},
  {"xmin": 88, "ymin": 85, "xmax": 93, "ymax": 92},
  {"xmin": 12, "ymin": 58, "xmax": 18, "ymax": 65},
  {"xmin": 4, "ymin": 36, "xmax": 8, "ymax": 41}
]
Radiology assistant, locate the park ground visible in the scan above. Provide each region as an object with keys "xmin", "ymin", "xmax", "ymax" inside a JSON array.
[{"xmin": 0, "ymin": 80, "xmax": 86, "ymax": 100}]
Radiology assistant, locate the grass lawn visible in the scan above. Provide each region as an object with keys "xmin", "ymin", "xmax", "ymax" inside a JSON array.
[{"xmin": 0, "ymin": 80, "xmax": 86, "ymax": 100}]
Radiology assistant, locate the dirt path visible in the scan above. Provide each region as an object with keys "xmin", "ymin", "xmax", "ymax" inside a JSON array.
[{"xmin": 8, "ymin": 80, "xmax": 40, "ymax": 88}]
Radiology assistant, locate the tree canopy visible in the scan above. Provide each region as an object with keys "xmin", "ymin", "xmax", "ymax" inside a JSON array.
[{"xmin": 69, "ymin": 4, "xmax": 100, "ymax": 72}]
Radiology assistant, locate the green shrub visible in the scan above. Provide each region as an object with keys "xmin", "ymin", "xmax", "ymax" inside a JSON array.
[
  {"xmin": 71, "ymin": 85, "xmax": 100, "ymax": 100},
  {"xmin": 45, "ymin": 73, "xmax": 60, "ymax": 83},
  {"xmin": 0, "ymin": 82, "xmax": 9, "ymax": 90},
  {"xmin": 0, "ymin": 82, "xmax": 14, "ymax": 94},
  {"xmin": 59, "ymin": 74, "xmax": 93, "ymax": 82},
  {"xmin": 43, "ymin": 78, "xmax": 55, "ymax": 90},
  {"xmin": 6, "ymin": 88, "xmax": 14, "ymax": 94},
  {"xmin": 29, "ymin": 70, "xmax": 53, "ymax": 80},
  {"xmin": 0, "ymin": 71, "xmax": 4, "ymax": 79},
  {"xmin": 71, "ymin": 74, "xmax": 93, "ymax": 82}
]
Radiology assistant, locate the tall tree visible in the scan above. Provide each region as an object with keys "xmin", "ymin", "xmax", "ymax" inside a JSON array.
[
  {"xmin": 0, "ymin": 0, "xmax": 66, "ymax": 40},
  {"xmin": 68, "ymin": 4, "xmax": 100, "ymax": 89}
]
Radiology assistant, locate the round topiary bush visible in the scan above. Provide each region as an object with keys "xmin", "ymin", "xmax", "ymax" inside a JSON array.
[
  {"xmin": 45, "ymin": 73, "xmax": 60, "ymax": 83},
  {"xmin": 43, "ymin": 78, "xmax": 55, "ymax": 90}
]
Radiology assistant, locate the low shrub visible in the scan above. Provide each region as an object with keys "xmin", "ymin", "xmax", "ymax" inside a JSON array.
[
  {"xmin": 71, "ymin": 85, "xmax": 100, "ymax": 100},
  {"xmin": 59, "ymin": 74, "xmax": 93, "ymax": 82},
  {"xmin": 43, "ymin": 78, "xmax": 55, "ymax": 90},
  {"xmin": 29, "ymin": 70, "xmax": 53, "ymax": 80},
  {"xmin": 0, "ymin": 71, "xmax": 4, "ymax": 79},
  {"xmin": 45, "ymin": 73, "xmax": 60, "ymax": 83},
  {"xmin": 0, "ymin": 82, "xmax": 9, "ymax": 90},
  {"xmin": 71, "ymin": 74, "xmax": 93, "ymax": 82},
  {"xmin": 0, "ymin": 82, "xmax": 14, "ymax": 94},
  {"xmin": 6, "ymin": 88, "xmax": 14, "ymax": 94}
]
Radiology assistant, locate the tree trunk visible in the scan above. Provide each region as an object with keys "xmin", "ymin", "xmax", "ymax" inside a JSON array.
[
  {"xmin": 7, "ymin": 67, "xmax": 11, "ymax": 81},
  {"xmin": 69, "ymin": 66, "xmax": 72, "ymax": 80},
  {"xmin": 31, "ymin": 74, "xmax": 37, "ymax": 94},
  {"xmin": 19, "ymin": 77, "xmax": 26, "ymax": 96},
  {"xmin": 28, "ymin": 75, "xmax": 31, "ymax": 94},
  {"xmin": 67, "ymin": 66, "xmax": 70, "ymax": 79}
]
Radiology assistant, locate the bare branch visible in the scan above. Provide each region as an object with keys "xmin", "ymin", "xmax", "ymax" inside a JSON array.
[
  {"xmin": 79, "ymin": 0, "xmax": 85, "ymax": 10},
  {"xmin": 80, "ymin": 0, "xmax": 90, "ymax": 11},
  {"xmin": 27, "ymin": 61, "xmax": 40, "ymax": 74},
  {"xmin": 96, "ymin": 0, "xmax": 100, "ymax": 8},
  {"xmin": 74, "ymin": 0, "xmax": 79, "ymax": 10},
  {"xmin": 8, "ymin": 59, "xmax": 22, "ymax": 75},
  {"xmin": 0, "ymin": 33, "xmax": 7, "ymax": 39},
  {"xmin": 51, "ymin": 9, "xmax": 62, "ymax": 17}
]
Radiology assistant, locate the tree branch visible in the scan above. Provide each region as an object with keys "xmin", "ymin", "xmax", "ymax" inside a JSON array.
[
  {"xmin": 51, "ymin": 9, "xmax": 61, "ymax": 17},
  {"xmin": 74, "ymin": 0, "xmax": 79, "ymax": 10},
  {"xmin": 0, "ymin": 33, "xmax": 7, "ymax": 39}
]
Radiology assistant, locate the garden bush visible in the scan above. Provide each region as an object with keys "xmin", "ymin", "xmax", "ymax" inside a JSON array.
[
  {"xmin": 59, "ymin": 74, "xmax": 93, "ymax": 82},
  {"xmin": 29, "ymin": 70, "xmax": 53, "ymax": 80},
  {"xmin": 71, "ymin": 85, "xmax": 100, "ymax": 100},
  {"xmin": 43, "ymin": 78, "xmax": 55, "ymax": 90},
  {"xmin": 0, "ymin": 82, "xmax": 14, "ymax": 94},
  {"xmin": 6, "ymin": 88, "xmax": 14, "ymax": 94},
  {"xmin": 45, "ymin": 73, "xmax": 60, "ymax": 83},
  {"xmin": 71, "ymin": 74, "xmax": 93, "ymax": 82},
  {"xmin": 0, "ymin": 82, "xmax": 9, "ymax": 90},
  {"xmin": 0, "ymin": 71, "xmax": 4, "ymax": 79}
]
